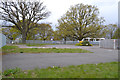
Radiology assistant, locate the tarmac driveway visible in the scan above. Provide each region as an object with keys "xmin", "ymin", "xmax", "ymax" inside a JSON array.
[{"xmin": 2, "ymin": 45, "xmax": 118, "ymax": 71}]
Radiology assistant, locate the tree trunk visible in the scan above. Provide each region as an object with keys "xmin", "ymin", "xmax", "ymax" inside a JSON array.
[
  {"xmin": 44, "ymin": 39, "xmax": 46, "ymax": 43},
  {"xmin": 78, "ymin": 38, "xmax": 83, "ymax": 41},
  {"xmin": 22, "ymin": 32, "xmax": 27, "ymax": 44},
  {"xmin": 64, "ymin": 37, "xmax": 66, "ymax": 44}
]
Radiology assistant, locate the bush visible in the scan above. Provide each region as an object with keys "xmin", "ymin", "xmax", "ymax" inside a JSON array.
[
  {"xmin": 81, "ymin": 41, "xmax": 92, "ymax": 46},
  {"xmin": 75, "ymin": 41, "xmax": 92, "ymax": 46},
  {"xmin": 75, "ymin": 43, "xmax": 83, "ymax": 46}
]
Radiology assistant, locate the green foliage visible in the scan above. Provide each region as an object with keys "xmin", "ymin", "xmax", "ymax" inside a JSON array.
[
  {"xmin": 57, "ymin": 3, "xmax": 105, "ymax": 41},
  {"xmin": 1, "ymin": 23, "xmax": 54, "ymax": 41},
  {"xmin": 27, "ymin": 23, "xmax": 53, "ymax": 40},
  {"xmin": 75, "ymin": 41, "xmax": 92, "ymax": 46},
  {"xmin": 3, "ymin": 68, "xmax": 21, "ymax": 76},
  {"xmin": 81, "ymin": 41, "xmax": 92, "ymax": 46},
  {"xmin": 75, "ymin": 43, "xmax": 83, "ymax": 46},
  {"xmin": 112, "ymin": 27, "xmax": 120, "ymax": 39},
  {"xmin": 2, "ymin": 62, "xmax": 118, "ymax": 78},
  {"xmin": 104, "ymin": 24, "xmax": 117, "ymax": 39},
  {"xmin": 1, "ymin": 27, "xmax": 21, "ymax": 40},
  {"xmin": 53, "ymin": 31, "xmax": 62, "ymax": 40}
]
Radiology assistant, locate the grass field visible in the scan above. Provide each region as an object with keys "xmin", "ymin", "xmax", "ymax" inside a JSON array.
[
  {"xmin": 2, "ymin": 62, "xmax": 118, "ymax": 78},
  {"xmin": 2, "ymin": 45, "xmax": 92, "ymax": 54}
]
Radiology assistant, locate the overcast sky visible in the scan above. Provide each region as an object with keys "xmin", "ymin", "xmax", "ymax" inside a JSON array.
[
  {"xmin": 39, "ymin": 0, "xmax": 119, "ymax": 30},
  {"xmin": 0, "ymin": 0, "xmax": 119, "ymax": 30}
]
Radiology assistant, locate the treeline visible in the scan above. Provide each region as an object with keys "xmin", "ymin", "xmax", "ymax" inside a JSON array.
[
  {"xmin": 1, "ymin": 23, "xmax": 118, "ymax": 41},
  {"xmin": 0, "ymin": 1, "xmax": 119, "ymax": 43}
]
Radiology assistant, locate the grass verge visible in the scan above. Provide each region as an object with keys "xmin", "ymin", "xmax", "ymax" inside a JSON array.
[
  {"xmin": 2, "ymin": 45, "xmax": 92, "ymax": 54},
  {"xmin": 2, "ymin": 62, "xmax": 118, "ymax": 78}
]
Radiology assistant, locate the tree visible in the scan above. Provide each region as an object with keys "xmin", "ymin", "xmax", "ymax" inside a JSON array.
[
  {"xmin": 112, "ymin": 27, "xmax": 120, "ymax": 39},
  {"xmin": 1, "ymin": 23, "xmax": 53, "ymax": 41},
  {"xmin": 57, "ymin": 3, "xmax": 105, "ymax": 41},
  {"xmin": 105, "ymin": 24, "xmax": 117, "ymax": 39},
  {"xmin": 28, "ymin": 23, "xmax": 53, "ymax": 41},
  {"xmin": 56, "ymin": 22, "xmax": 72, "ymax": 43},
  {"xmin": 53, "ymin": 30, "xmax": 62, "ymax": 41},
  {"xmin": 1, "ymin": 27, "xmax": 20, "ymax": 40},
  {"xmin": 0, "ymin": 1, "xmax": 50, "ymax": 43}
]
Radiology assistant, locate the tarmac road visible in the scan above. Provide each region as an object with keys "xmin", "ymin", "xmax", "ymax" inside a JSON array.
[{"xmin": 2, "ymin": 45, "xmax": 118, "ymax": 71}]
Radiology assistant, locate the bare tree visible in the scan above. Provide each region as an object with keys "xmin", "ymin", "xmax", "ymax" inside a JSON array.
[{"xmin": 0, "ymin": 0, "xmax": 50, "ymax": 43}]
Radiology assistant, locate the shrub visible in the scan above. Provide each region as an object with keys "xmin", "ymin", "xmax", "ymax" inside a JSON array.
[
  {"xmin": 75, "ymin": 43, "xmax": 82, "ymax": 46},
  {"xmin": 75, "ymin": 41, "xmax": 92, "ymax": 46},
  {"xmin": 81, "ymin": 41, "xmax": 92, "ymax": 46},
  {"xmin": 80, "ymin": 41, "xmax": 83, "ymax": 44}
]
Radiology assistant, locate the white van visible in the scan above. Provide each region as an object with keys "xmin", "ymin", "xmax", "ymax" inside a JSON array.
[{"xmin": 82, "ymin": 37, "xmax": 105, "ymax": 42}]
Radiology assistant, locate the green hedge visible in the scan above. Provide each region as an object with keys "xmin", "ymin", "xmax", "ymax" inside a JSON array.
[{"xmin": 75, "ymin": 41, "xmax": 92, "ymax": 46}]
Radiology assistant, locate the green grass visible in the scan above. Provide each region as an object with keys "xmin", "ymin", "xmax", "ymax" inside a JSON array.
[
  {"xmin": 2, "ymin": 45, "xmax": 92, "ymax": 54},
  {"xmin": 2, "ymin": 45, "xmax": 18, "ymax": 50},
  {"xmin": 2, "ymin": 62, "xmax": 118, "ymax": 78},
  {"xmin": 26, "ymin": 43, "xmax": 48, "ymax": 46}
]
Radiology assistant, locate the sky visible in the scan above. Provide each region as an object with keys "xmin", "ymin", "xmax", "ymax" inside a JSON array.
[
  {"xmin": 0, "ymin": 0, "xmax": 119, "ymax": 30},
  {"xmin": 39, "ymin": 0, "xmax": 119, "ymax": 30}
]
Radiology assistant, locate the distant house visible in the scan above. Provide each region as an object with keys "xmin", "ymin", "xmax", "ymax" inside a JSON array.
[{"xmin": 0, "ymin": 33, "xmax": 6, "ymax": 48}]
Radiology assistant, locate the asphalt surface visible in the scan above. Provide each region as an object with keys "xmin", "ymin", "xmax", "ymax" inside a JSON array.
[{"xmin": 2, "ymin": 45, "xmax": 118, "ymax": 71}]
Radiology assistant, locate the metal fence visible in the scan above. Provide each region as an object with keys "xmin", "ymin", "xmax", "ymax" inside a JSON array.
[
  {"xmin": 99, "ymin": 39, "xmax": 118, "ymax": 49},
  {"xmin": 8, "ymin": 40, "xmax": 100, "ymax": 45},
  {"xmin": 0, "ymin": 33, "xmax": 6, "ymax": 48},
  {"xmin": 89, "ymin": 41, "xmax": 99, "ymax": 45},
  {"xmin": 26, "ymin": 40, "xmax": 79, "ymax": 44}
]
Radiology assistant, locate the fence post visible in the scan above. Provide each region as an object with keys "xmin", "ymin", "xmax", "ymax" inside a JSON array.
[{"xmin": 114, "ymin": 39, "xmax": 116, "ymax": 50}]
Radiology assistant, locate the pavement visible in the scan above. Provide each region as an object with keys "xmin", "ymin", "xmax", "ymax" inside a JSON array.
[{"xmin": 2, "ymin": 45, "xmax": 118, "ymax": 71}]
